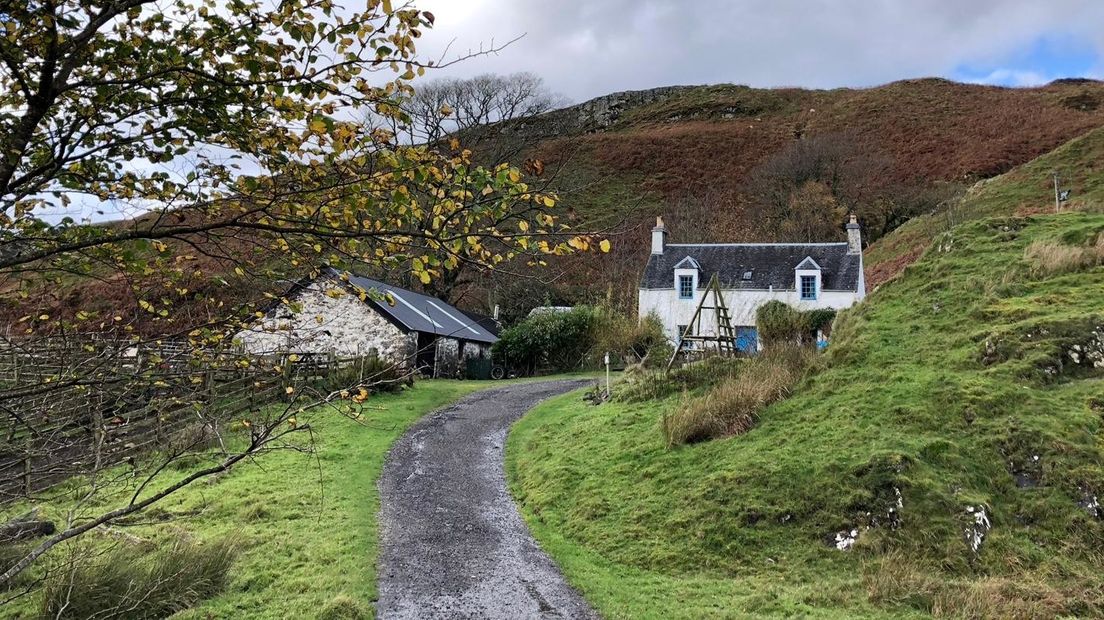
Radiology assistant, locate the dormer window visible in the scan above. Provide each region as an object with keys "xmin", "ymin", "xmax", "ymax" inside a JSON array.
[
  {"xmin": 794, "ymin": 256, "xmax": 822, "ymax": 302},
  {"xmin": 678, "ymin": 274, "xmax": 694, "ymax": 299},
  {"xmin": 673, "ymin": 255, "xmax": 700, "ymax": 301},
  {"xmin": 800, "ymin": 275, "xmax": 817, "ymax": 300}
]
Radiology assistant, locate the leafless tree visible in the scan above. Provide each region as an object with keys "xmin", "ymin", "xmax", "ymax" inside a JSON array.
[{"xmin": 392, "ymin": 72, "xmax": 569, "ymax": 147}]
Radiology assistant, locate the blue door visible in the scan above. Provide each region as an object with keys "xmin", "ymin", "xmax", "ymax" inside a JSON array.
[{"xmin": 734, "ymin": 327, "xmax": 758, "ymax": 354}]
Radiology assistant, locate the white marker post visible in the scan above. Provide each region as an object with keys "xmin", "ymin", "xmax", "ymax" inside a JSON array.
[{"xmin": 604, "ymin": 351, "xmax": 611, "ymax": 397}]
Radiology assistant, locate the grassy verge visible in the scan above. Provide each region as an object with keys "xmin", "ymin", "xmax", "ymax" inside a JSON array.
[
  {"xmin": 508, "ymin": 391, "xmax": 905, "ymax": 619},
  {"xmin": 508, "ymin": 211, "xmax": 1104, "ymax": 618},
  {"xmin": 1, "ymin": 380, "xmax": 485, "ymax": 619}
]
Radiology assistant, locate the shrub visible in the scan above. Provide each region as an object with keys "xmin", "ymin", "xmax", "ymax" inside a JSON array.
[
  {"xmin": 757, "ymin": 300, "xmax": 837, "ymax": 345},
  {"xmin": 493, "ymin": 306, "xmax": 600, "ymax": 374},
  {"xmin": 299, "ymin": 354, "xmax": 407, "ymax": 394},
  {"xmin": 663, "ymin": 344, "xmax": 813, "ymax": 446},
  {"xmin": 593, "ymin": 310, "xmax": 671, "ymax": 368},
  {"xmin": 42, "ymin": 537, "xmax": 237, "ymax": 619},
  {"xmin": 1024, "ymin": 234, "xmax": 1104, "ymax": 276}
]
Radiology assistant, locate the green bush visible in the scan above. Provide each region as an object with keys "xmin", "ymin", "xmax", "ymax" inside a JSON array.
[
  {"xmin": 756, "ymin": 300, "xmax": 807, "ymax": 345},
  {"xmin": 42, "ymin": 537, "xmax": 237, "ymax": 619},
  {"xmin": 756, "ymin": 301, "xmax": 836, "ymax": 345},
  {"xmin": 297, "ymin": 354, "xmax": 408, "ymax": 394},
  {"xmin": 593, "ymin": 310, "xmax": 671, "ymax": 368},
  {"xmin": 494, "ymin": 306, "xmax": 673, "ymax": 375},
  {"xmin": 493, "ymin": 306, "xmax": 600, "ymax": 374}
]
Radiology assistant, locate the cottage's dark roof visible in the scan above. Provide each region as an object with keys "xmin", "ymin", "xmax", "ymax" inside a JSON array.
[
  {"xmin": 325, "ymin": 269, "xmax": 498, "ymax": 344},
  {"xmin": 640, "ymin": 243, "xmax": 861, "ymax": 291}
]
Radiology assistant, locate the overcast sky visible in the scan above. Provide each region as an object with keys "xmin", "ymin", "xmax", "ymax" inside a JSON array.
[{"xmin": 415, "ymin": 0, "xmax": 1104, "ymax": 104}]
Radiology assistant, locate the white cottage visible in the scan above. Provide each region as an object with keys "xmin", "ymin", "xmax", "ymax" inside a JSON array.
[{"xmin": 638, "ymin": 216, "xmax": 866, "ymax": 351}]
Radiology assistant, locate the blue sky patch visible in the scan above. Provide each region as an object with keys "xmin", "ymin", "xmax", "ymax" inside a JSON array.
[{"xmin": 953, "ymin": 35, "xmax": 1100, "ymax": 86}]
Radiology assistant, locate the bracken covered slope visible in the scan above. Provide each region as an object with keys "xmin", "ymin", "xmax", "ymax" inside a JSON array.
[
  {"xmin": 5, "ymin": 79, "xmax": 1104, "ymax": 329},
  {"xmin": 483, "ymin": 78, "xmax": 1104, "ymax": 305}
]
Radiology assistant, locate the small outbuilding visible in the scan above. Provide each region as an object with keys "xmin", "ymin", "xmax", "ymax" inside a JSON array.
[{"xmin": 235, "ymin": 267, "xmax": 497, "ymax": 377}]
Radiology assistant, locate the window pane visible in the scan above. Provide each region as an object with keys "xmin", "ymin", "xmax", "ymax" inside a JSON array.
[
  {"xmin": 679, "ymin": 275, "xmax": 694, "ymax": 299},
  {"xmin": 800, "ymin": 275, "xmax": 816, "ymax": 300}
]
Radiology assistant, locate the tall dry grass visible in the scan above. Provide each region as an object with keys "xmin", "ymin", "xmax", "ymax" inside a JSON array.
[
  {"xmin": 663, "ymin": 344, "xmax": 814, "ymax": 446},
  {"xmin": 1023, "ymin": 233, "xmax": 1104, "ymax": 276},
  {"xmin": 863, "ymin": 552, "xmax": 1103, "ymax": 619},
  {"xmin": 42, "ymin": 537, "xmax": 237, "ymax": 619}
]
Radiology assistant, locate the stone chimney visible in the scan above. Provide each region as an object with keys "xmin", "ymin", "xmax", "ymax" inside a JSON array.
[
  {"xmin": 846, "ymin": 214, "xmax": 861, "ymax": 255},
  {"xmin": 651, "ymin": 216, "xmax": 667, "ymax": 255}
]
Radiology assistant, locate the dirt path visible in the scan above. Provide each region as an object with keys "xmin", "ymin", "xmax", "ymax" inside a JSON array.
[{"xmin": 376, "ymin": 379, "xmax": 597, "ymax": 619}]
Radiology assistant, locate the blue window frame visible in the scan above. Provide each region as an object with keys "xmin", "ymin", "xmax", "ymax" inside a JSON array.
[
  {"xmin": 678, "ymin": 275, "xmax": 694, "ymax": 299},
  {"xmin": 800, "ymin": 275, "xmax": 817, "ymax": 300}
]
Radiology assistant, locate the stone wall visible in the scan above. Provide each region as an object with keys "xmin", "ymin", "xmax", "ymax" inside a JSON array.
[
  {"xmin": 433, "ymin": 337, "xmax": 461, "ymax": 378},
  {"xmin": 461, "ymin": 341, "xmax": 490, "ymax": 360},
  {"xmin": 426, "ymin": 339, "xmax": 493, "ymax": 378},
  {"xmin": 234, "ymin": 276, "xmax": 414, "ymax": 365}
]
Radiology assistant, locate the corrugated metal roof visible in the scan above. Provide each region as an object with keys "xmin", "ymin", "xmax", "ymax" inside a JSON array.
[{"xmin": 335, "ymin": 270, "xmax": 498, "ymax": 344}]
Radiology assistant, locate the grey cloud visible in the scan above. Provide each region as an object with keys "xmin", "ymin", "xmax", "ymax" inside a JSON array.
[{"xmin": 415, "ymin": 0, "xmax": 1104, "ymax": 102}]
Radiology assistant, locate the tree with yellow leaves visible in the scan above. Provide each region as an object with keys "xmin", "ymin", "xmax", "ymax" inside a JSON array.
[{"xmin": 0, "ymin": 0, "xmax": 609, "ymax": 588}]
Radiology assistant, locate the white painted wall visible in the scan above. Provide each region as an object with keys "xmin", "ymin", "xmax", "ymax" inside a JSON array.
[
  {"xmin": 234, "ymin": 278, "xmax": 415, "ymax": 363},
  {"xmin": 639, "ymin": 287, "xmax": 861, "ymax": 342}
]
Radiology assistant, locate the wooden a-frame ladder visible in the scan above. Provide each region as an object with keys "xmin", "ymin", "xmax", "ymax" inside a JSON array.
[{"xmin": 665, "ymin": 273, "xmax": 737, "ymax": 372}]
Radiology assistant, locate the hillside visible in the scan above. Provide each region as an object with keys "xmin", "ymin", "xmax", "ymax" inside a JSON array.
[
  {"xmin": 506, "ymin": 137, "xmax": 1104, "ymax": 617},
  {"xmin": 865, "ymin": 123, "xmax": 1104, "ymax": 288},
  {"xmin": 477, "ymin": 78, "xmax": 1104, "ymax": 307},
  {"xmin": 4, "ymin": 79, "xmax": 1104, "ymax": 332}
]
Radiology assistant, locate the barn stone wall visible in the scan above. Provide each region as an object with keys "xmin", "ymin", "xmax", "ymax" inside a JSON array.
[
  {"xmin": 234, "ymin": 278, "xmax": 414, "ymax": 364},
  {"xmin": 427, "ymin": 339, "xmax": 493, "ymax": 378},
  {"xmin": 462, "ymin": 341, "xmax": 490, "ymax": 360}
]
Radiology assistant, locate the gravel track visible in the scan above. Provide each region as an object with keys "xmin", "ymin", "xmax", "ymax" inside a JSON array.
[{"xmin": 376, "ymin": 379, "xmax": 597, "ymax": 619}]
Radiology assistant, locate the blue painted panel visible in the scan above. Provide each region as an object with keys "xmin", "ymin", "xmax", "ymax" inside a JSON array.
[{"xmin": 735, "ymin": 327, "xmax": 757, "ymax": 354}]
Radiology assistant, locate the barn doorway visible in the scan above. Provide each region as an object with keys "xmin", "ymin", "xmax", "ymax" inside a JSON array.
[{"xmin": 415, "ymin": 333, "xmax": 437, "ymax": 373}]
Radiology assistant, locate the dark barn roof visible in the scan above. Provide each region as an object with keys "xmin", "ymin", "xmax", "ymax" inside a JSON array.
[
  {"xmin": 327, "ymin": 269, "xmax": 498, "ymax": 344},
  {"xmin": 640, "ymin": 243, "xmax": 861, "ymax": 292}
]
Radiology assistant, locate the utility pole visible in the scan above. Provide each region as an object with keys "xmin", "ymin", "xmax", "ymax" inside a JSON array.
[{"xmin": 1054, "ymin": 172, "xmax": 1061, "ymax": 213}]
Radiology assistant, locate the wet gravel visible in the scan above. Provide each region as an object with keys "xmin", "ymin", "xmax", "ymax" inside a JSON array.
[{"xmin": 376, "ymin": 379, "xmax": 598, "ymax": 619}]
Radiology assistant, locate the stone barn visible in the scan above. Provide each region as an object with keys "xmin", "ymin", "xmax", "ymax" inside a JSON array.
[{"xmin": 235, "ymin": 267, "xmax": 497, "ymax": 377}]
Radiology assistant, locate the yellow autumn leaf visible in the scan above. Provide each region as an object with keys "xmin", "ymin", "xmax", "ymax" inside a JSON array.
[
  {"xmin": 309, "ymin": 118, "xmax": 327, "ymax": 133},
  {"xmin": 599, "ymin": 239, "xmax": 612, "ymax": 253}
]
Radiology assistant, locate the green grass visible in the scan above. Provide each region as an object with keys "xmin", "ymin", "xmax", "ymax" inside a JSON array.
[
  {"xmin": 508, "ymin": 210, "xmax": 1104, "ymax": 618},
  {"xmin": 1, "ymin": 380, "xmax": 485, "ymax": 619}
]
